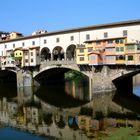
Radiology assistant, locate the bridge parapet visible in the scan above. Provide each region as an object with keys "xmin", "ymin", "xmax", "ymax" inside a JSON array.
[{"xmin": 40, "ymin": 60, "xmax": 77, "ymax": 68}]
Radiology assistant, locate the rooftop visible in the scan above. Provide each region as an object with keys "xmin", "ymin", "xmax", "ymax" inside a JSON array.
[{"xmin": 0, "ymin": 19, "xmax": 140, "ymax": 44}]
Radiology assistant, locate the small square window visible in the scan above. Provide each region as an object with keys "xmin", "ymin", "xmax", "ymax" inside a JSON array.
[
  {"xmin": 13, "ymin": 44, "xmax": 15, "ymax": 48},
  {"xmin": 104, "ymin": 32, "xmax": 108, "ymax": 38},
  {"xmin": 31, "ymin": 59, "xmax": 34, "ymax": 62},
  {"xmin": 32, "ymin": 41, "xmax": 35, "ymax": 45},
  {"xmin": 86, "ymin": 34, "xmax": 90, "ymax": 40},
  {"xmin": 56, "ymin": 38, "xmax": 59, "ymax": 43},
  {"xmin": 80, "ymin": 48, "xmax": 84, "ymax": 53},
  {"xmin": 96, "ymin": 42, "xmax": 101, "ymax": 45},
  {"xmin": 31, "ymin": 52, "xmax": 33, "ymax": 56},
  {"xmin": 5, "ymin": 45, "xmax": 7, "ymax": 49},
  {"xmin": 123, "ymin": 30, "xmax": 127, "ymax": 37},
  {"xmin": 80, "ymin": 57, "xmax": 84, "ymax": 61},
  {"xmin": 22, "ymin": 42, "xmax": 25, "ymax": 46},
  {"xmin": 70, "ymin": 36, "xmax": 74, "ymax": 41},
  {"xmin": 25, "ymin": 59, "xmax": 28, "ymax": 63},
  {"xmin": 44, "ymin": 39, "xmax": 47, "ymax": 44},
  {"xmin": 88, "ymin": 48, "xmax": 93, "ymax": 52}
]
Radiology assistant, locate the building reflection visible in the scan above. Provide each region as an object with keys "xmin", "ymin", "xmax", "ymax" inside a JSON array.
[{"xmin": 0, "ymin": 88, "xmax": 139, "ymax": 139}]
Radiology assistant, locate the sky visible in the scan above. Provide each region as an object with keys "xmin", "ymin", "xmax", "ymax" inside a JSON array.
[{"xmin": 1, "ymin": 0, "xmax": 140, "ymax": 35}]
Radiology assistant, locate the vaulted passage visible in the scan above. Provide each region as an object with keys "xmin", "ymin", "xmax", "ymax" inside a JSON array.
[
  {"xmin": 0, "ymin": 70, "xmax": 17, "ymax": 97},
  {"xmin": 66, "ymin": 45, "xmax": 76, "ymax": 60},
  {"xmin": 53, "ymin": 46, "xmax": 64, "ymax": 60},
  {"xmin": 40, "ymin": 47, "xmax": 51, "ymax": 61},
  {"xmin": 112, "ymin": 70, "xmax": 140, "ymax": 114},
  {"xmin": 34, "ymin": 68, "xmax": 90, "ymax": 107}
]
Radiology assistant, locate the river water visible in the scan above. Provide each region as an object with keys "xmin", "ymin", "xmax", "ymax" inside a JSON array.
[{"xmin": 0, "ymin": 74, "xmax": 140, "ymax": 139}]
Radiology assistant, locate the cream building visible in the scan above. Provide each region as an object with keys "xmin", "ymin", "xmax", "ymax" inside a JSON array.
[{"xmin": 0, "ymin": 20, "xmax": 140, "ymax": 67}]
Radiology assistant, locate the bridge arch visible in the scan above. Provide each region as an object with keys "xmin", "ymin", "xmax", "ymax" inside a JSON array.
[
  {"xmin": 33, "ymin": 65, "xmax": 92, "ymax": 100},
  {"xmin": 66, "ymin": 44, "xmax": 76, "ymax": 60},
  {"xmin": 112, "ymin": 69, "xmax": 140, "ymax": 94},
  {"xmin": 52, "ymin": 46, "xmax": 64, "ymax": 60},
  {"xmin": 34, "ymin": 65, "xmax": 90, "ymax": 79},
  {"xmin": 40, "ymin": 47, "xmax": 51, "ymax": 61}
]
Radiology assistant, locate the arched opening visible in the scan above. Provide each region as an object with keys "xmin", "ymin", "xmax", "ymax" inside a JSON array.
[
  {"xmin": 40, "ymin": 47, "xmax": 51, "ymax": 61},
  {"xmin": 34, "ymin": 67, "xmax": 90, "ymax": 107},
  {"xmin": 66, "ymin": 45, "xmax": 76, "ymax": 60},
  {"xmin": 52, "ymin": 46, "xmax": 64, "ymax": 60}
]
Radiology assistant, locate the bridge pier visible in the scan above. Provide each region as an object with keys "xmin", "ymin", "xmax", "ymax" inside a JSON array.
[
  {"xmin": 91, "ymin": 66, "xmax": 116, "ymax": 94},
  {"xmin": 16, "ymin": 70, "xmax": 33, "ymax": 88}
]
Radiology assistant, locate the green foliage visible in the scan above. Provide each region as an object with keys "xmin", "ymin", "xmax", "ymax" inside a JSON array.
[{"xmin": 65, "ymin": 70, "xmax": 88, "ymax": 85}]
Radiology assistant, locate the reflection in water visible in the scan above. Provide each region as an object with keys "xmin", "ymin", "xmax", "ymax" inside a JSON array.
[
  {"xmin": 35, "ymin": 84, "xmax": 88, "ymax": 108},
  {"xmin": 0, "ymin": 85, "xmax": 139, "ymax": 139}
]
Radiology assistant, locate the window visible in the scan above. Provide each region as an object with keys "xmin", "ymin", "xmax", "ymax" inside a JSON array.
[
  {"xmin": 86, "ymin": 34, "xmax": 90, "ymax": 40},
  {"xmin": 120, "ymin": 47, "xmax": 124, "ymax": 52},
  {"xmin": 89, "ymin": 55, "xmax": 96, "ymax": 60},
  {"xmin": 22, "ymin": 42, "xmax": 25, "ymax": 46},
  {"xmin": 96, "ymin": 41, "xmax": 101, "ymax": 45},
  {"xmin": 20, "ymin": 53, "xmax": 22, "ymax": 55},
  {"xmin": 13, "ymin": 44, "xmax": 15, "ymax": 48},
  {"xmin": 108, "ymin": 40, "xmax": 113, "ymax": 44},
  {"xmin": 32, "ymin": 41, "xmax": 35, "ymax": 45},
  {"xmin": 120, "ymin": 39, "xmax": 124, "ymax": 44},
  {"xmin": 116, "ymin": 47, "xmax": 119, "ymax": 52},
  {"xmin": 115, "ymin": 39, "xmax": 120, "ymax": 44},
  {"xmin": 31, "ymin": 52, "xmax": 33, "ymax": 56},
  {"xmin": 70, "ymin": 36, "xmax": 74, "ymax": 41},
  {"xmin": 80, "ymin": 57, "xmax": 84, "ymax": 61},
  {"xmin": 137, "ymin": 45, "xmax": 140, "ymax": 50},
  {"xmin": 106, "ymin": 56, "xmax": 115, "ymax": 60},
  {"xmin": 31, "ymin": 59, "xmax": 34, "ymax": 62},
  {"xmin": 44, "ymin": 39, "xmax": 47, "ymax": 44},
  {"xmin": 123, "ymin": 30, "xmax": 127, "ymax": 37},
  {"xmin": 116, "ymin": 55, "xmax": 125, "ymax": 60},
  {"xmin": 106, "ymin": 48, "xmax": 114, "ymax": 52},
  {"xmin": 25, "ymin": 59, "xmax": 28, "ymax": 63},
  {"xmin": 127, "ymin": 55, "xmax": 133, "ymax": 61},
  {"xmin": 79, "ymin": 48, "xmax": 84, "ymax": 53},
  {"xmin": 25, "ymin": 51, "xmax": 28, "ymax": 56},
  {"xmin": 104, "ymin": 32, "xmax": 108, "ymax": 38},
  {"xmin": 56, "ymin": 38, "xmax": 59, "ymax": 43},
  {"xmin": 88, "ymin": 48, "xmax": 93, "ymax": 52},
  {"xmin": 127, "ymin": 45, "xmax": 135, "ymax": 50},
  {"xmin": 4, "ymin": 45, "xmax": 7, "ymax": 49},
  {"xmin": 16, "ymin": 53, "xmax": 17, "ymax": 56}
]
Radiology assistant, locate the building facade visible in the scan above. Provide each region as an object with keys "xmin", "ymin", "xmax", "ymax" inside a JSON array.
[{"xmin": 0, "ymin": 20, "xmax": 140, "ymax": 67}]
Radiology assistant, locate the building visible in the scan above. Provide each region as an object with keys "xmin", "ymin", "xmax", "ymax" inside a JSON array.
[{"xmin": 0, "ymin": 20, "xmax": 140, "ymax": 67}]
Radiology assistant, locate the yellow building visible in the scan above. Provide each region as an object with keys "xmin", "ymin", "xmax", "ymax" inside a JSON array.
[
  {"xmin": 76, "ymin": 44, "xmax": 89, "ymax": 65},
  {"xmin": 9, "ymin": 32, "xmax": 23, "ymax": 40},
  {"xmin": 14, "ymin": 48, "xmax": 23, "ymax": 66},
  {"xmin": 115, "ymin": 37, "xmax": 126, "ymax": 65}
]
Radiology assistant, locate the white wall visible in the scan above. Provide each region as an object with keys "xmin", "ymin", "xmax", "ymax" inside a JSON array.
[{"xmin": 0, "ymin": 24, "xmax": 140, "ymax": 56}]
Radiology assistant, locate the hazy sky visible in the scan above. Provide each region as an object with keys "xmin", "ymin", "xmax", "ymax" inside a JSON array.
[{"xmin": 1, "ymin": 0, "xmax": 140, "ymax": 35}]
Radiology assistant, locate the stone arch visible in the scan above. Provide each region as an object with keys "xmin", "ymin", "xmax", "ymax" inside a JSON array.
[
  {"xmin": 40, "ymin": 47, "xmax": 51, "ymax": 61},
  {"xmin": 52, "ymin": 46, "xmax": 64, "ymax": 60},
  {"xmin": 66, "ymin": 44, "xmax": 76, "ymax": 60}
]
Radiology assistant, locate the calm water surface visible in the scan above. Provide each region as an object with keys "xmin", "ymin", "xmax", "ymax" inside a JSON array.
[
  {"xmin": 0, "ymin": 128, "xmax": 52, "ymax": 140},
  {"xmin": 0, "ymin": 75, "xmax": 139, "ymax": 139}
]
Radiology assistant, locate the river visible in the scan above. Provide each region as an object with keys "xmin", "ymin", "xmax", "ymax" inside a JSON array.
[{"xmin": 0, "ymin": 74, "xmax": 139, "ymax": 140}]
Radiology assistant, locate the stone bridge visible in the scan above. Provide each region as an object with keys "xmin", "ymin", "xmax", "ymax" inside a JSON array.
[{"xmin": 0, "ymin": 60, "xmax": 140, "ymax": 100}]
